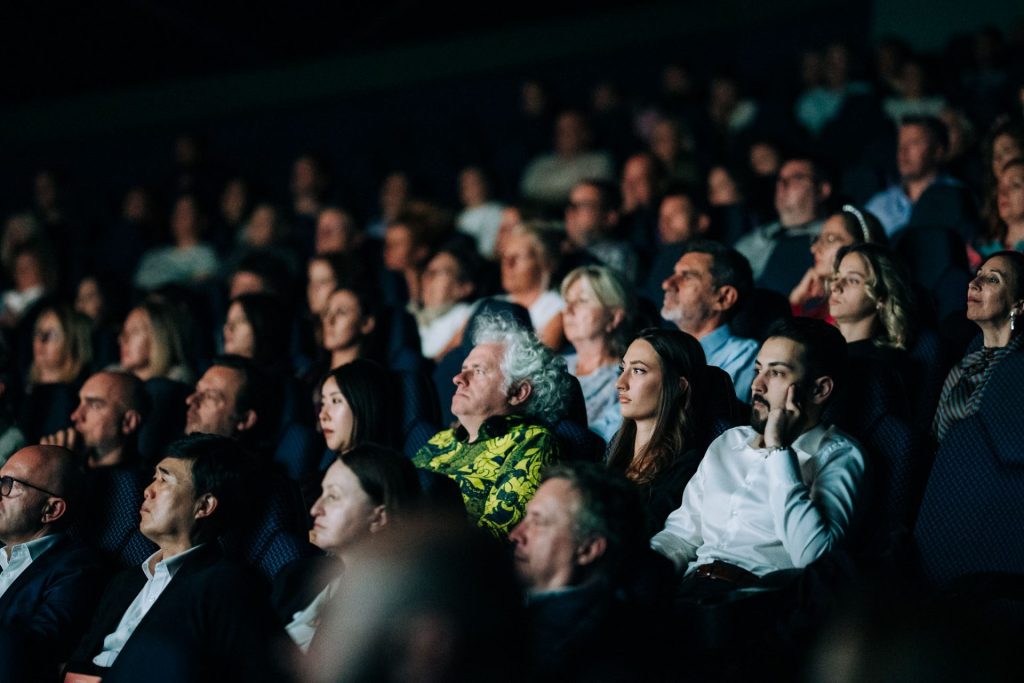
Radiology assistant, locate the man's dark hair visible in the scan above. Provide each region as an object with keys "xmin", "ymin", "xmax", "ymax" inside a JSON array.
[
  {"xmin": 900, "ymin": 114, "xmax": 949, "ymax": 151},
  {"xmin": 233, "ymin": 251, "xmax": 293, "ymax": 299},
  {"xmin": 107, "ymin": 370, "xmax": 151, "ymax": 424},
  {"xmin": 764, "ymin": 317, "xmax": 848, "ymax": 395},
  {"xmin": 164, "ymin": 434, "xmax": 253, "ymax": 541},
  {"xmin": 577, "ymin": 178, "xmax": 622, "ymax": 214},
  {"xmin": 209, "ymin": 355, "xmax": 281, "ymax": 450},
  {"xmin": 680, "ymin": 239, "xmax": 754, "ymax": 321},
  {"xmin": 662, "ymin": 182, "xmax": 709, "ymax": 218},
  {"xmin": 779, "ymin": 154, "xmax": 833, "ymax": 188},
  {"xmin": 230, "ymin": 293, "xmax": 291, "ymax": 369},
  {"xmin": 541, "ymin": 462, "xmax": 646, "ymax": 583}
]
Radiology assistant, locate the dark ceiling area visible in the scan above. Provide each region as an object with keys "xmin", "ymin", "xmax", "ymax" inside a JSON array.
[{"xmin": 3, "ymin": 0, "xmax": 658, "ymax": 104}]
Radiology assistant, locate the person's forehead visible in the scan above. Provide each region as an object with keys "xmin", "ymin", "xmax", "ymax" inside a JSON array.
[
  {"xmin": 567, "ymin": 276, "xmax": 596, "ymax": 298},
  {"xmin": 82, "ymin": 373, "xmax": 119, "ymax": 400},
  {"xmin": 533, "ymin": 478, "xmax": 580, "ymax": 518},
  {"xmin": 201, "ymin": 366, "xmax": 242, "ymax": 395},
  {"xmin": 662, "ymin": 195, "xmax": 692, "ymax": 213},
  {"xmin": 570, "ymin": 184, "xmax": 600, "ymax": 201},
  {"xmin": 780, "ymin": 160, "xmax": 813, "ymax": 177},
  {"xmin": 467, "ymin": 342, "xmax": 504, "ymax": 366},
  {"xmin": 327, "ymin": 289, "xmax": 358, "ymax": 309},
  {"xmin": 36, "ymin": 311, "xmax": 61, "ymax": 329},
  {"xmin": 428, "ymin": 252, "xmax": 458, "ymax": 271},
  {"xmin": 155, "ymin": 457, "xmax": 192, "ymax": 485},
  {"xmin": 676, "ymin": 251, "xmax": 713, "ymax": 274},
  {"xmin": 624, "ymin": 338, "xmax": 658, "ymax": 363},
  {"xmin": 757, "ymin": 336, "xmax": 805, "ymax": 367},
  {"xmin": 1, "ymin": 448, "xmax": 45, "ymax": 480}
]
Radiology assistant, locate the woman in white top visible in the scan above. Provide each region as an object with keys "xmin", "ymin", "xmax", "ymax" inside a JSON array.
[
  {"xmin": 271, "ymin": 444, "xmax": 421, "ymax": 653},
  {"xmin": 498, "ymin": 221, "xmax": 565, "ymax": 349},
  {"xmin": 560, "ymin": 265, "xmax": 634, "ymax": 442},
  {"xmin": 415, "ymin": 241, "xmax": 482, "ymax": 360}
]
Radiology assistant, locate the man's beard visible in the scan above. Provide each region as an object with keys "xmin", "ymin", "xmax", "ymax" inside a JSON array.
[{"xmin": 749, "ymin": 397, "xmax": 769, "ymax": 434}]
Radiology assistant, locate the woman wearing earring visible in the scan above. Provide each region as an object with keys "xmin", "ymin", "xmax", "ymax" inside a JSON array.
[
  {"xmin": 607, "ymin": 328, "xmax": 706, "ymax": 532},
  {"xmin": 790, "ymin": 205, "xmax": 887, "ymax": 320},
  {"xmin": 934, "ymin": 251, "xmax": 1024, "ymax": 441}
]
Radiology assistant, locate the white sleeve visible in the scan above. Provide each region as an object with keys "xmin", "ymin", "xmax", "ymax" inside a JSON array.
[
  {"xmin": 650, "ymin": 459, "xmax": 705, "ymax": 571},
  {"xmin": 765, "ymin": 439, "xmax": 865, "ymax": 568}
]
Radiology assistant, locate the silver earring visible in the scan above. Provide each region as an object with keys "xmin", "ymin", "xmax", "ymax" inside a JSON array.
[{"xmin": 1011, "ymin": 310, "xmax": 1018, "ymax": 334}]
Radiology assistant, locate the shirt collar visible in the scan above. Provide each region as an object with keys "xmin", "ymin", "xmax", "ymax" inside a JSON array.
[
  {"xmin": 699, "ymin": 324, "xmax": 733, "ymax": 356},
  {"xmin": 0, "ymin": 533, "xmax": 62, "ymax": 568},
  {"xmin": 454, "ymin": 414, "xmax": 529, "ymax": 442},
  {"xmin": 142, "ymin": 543, "xmax": 206, "ymax": 580}
]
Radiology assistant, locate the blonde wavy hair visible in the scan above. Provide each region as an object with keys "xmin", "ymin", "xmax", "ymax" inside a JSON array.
[{"xmin": 834, "ymin": 243, "xmax": 915, "ymax": 349}]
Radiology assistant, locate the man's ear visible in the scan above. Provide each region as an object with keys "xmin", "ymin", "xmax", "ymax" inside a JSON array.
[
  {"xmin": 368, "ymin": 505, "xmax": 388, "ymax": 534},
  {"xmin": 606, "ymin": 308, "xmax": 625, "ymax": 333},
  {"xmin": 41, "ymin": 498, "xmax": 67, "ymax": 525},
  {"xmin": 810, "ymin": 376, "xmax": 834, "ymax": 405},
  {"xmin": 696, "ymin": 214, "xmax": 711, "ymax": 235},
  {"xmin": 713, "ymin": 285, "xmax": 739, "ymax": 313},
  {"xmin": 507, "ymin": 381, "xmax": 533, "ymax": 407},
  {"xmin": 576, "ymin": 535, "xmax": 607, "ymax": 567},
  {"xmin": 121, "ymin": 409, "xmax": 141, "ymax": 436},
  {"xmin": 236, "ymin": 409, "xmax": 258, "ymax": 434},
  {"xmin": 194, "ymin": 493, "xmax": 219, "ymax": 521},
  {"xmin": 359, "ymin": 314, "xmax": 377, "ymax": 337}
]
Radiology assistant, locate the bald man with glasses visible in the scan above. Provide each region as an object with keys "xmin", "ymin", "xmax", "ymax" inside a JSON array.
[{"xmin": 0, "ymin": 445, "xmax": 105, "ymax": 681}]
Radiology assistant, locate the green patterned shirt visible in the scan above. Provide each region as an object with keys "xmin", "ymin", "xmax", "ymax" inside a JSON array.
[{"xmin": 413, "ymin": 415, "xmax": 560, "ymax": 537}]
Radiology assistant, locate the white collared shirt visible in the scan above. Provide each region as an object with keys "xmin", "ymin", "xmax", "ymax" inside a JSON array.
[
  {"xmin": 0, "ymin": 533, "xmax": 62, "ymax": 599},
  {"xmin": 92, "ymin": 545, "xmax": 205, "ymax": 667},
  {"xmin": 285, "ymin": 577, "xmax": 341, "ymax": 653},
  {"xmin": 651, "ymin": 424, "xmax": 864, "ymax": 577}
]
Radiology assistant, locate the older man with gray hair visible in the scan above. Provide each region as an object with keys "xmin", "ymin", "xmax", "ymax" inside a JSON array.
[{"xmin": 413, "ymin": 313, "xmax": 573, "ymax": 537}]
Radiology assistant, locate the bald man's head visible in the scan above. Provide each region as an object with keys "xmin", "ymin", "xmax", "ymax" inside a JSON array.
[
  {"xmin": 71, "ymin": 371, "xmax": 148, "ymax": 456},
  {"xmin": 0, "ymin": 445, "xmax": 82, "ymax": 545}
]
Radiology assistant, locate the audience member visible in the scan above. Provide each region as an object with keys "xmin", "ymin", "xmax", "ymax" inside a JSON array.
[
  {"xmin": 975, "ymin": 158, "xmax": 1024, "ymax": 257},
  {"xmin": 42, "ymin": 370, "xmax": 149, "ymax": 469},
  {"xmin": 652, "ymin": 318, "xmax": 864, "ymax": 592},
  {"xmin": 456, "ymin": 166, "xmax": 505, "ymax": 259},
  {"xmin": 933, "ymin": 250, "xmax": 1024, "ymax": 441},
  {"xmin": 661, "ymin": 240, "xmax": 758, "ymax": 400},
  {"xmin": 413, "ymin": 314, "xmax": 571, "ymax": 537},
  {"xmin": 223, "ymin": 293, "xmax": 291, "ymax": 373},
  {"xmin": 607, "ymin": 328, "xmax": 707, "ymax": 532},
  {"xmin": 0, "ymin": 240, "xmax": 55, "ymax": 330},
  {"xmin": 134, "ymin": 193, "xmax": 220, "ymax": 290},
  {"xmin": 185, "ymin": 355, "xmax": 279, "ymax": 454},
  {"xmin": 272, "ymin": 444, "xmax": 420, "ymax": 653},
  {"xmin": 521, "ymin": 111, "xmax": 615, "ymax": 206},
  {"xmin": 499, "ymin": 222, "xmax": 566, "ymax": 348},
  {"xmin": 560, "ymin": 265, "xmax": 634, "ymax": 442},
  {"xmin": 563, "ymin": 179, "xmax": 639, "ymax": 282},
  {"xmin": 0, "ymin": 445, "xmax": 105, "ymax": 680},
  {"xmin": 509, "ymin": 462, "xmax": 656, "ymax": 681},
  {"xmin": 27, "ymin": 301, "xmax": 91, "ymax": 388},
  {"xmin": 414, "ymin": 241, "xmax": 482, "ymax": 360},
  {"xmin": 118, "ymin": 298, "xmax": 193, "ymax": 384},
  {"xmin": 735, "ymin": 156, "xmax": 833, "ymax": 294},
  {"xmin": 790, "ymin": 205, "xmax": 887, "ymax": 319},
  {"xmin": 865, "ymin": 115, "xmax": 961, "ymax": 236},
  {"xmin": 318, "ymin": 359, "xmax": 399, "ymax": 456},
  {"xmin": 66, "ymin": 434, "xmax": 295, "ymax": 681}
]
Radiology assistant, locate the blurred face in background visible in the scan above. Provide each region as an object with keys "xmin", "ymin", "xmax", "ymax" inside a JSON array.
[
  {"xmin": 119, "ymin": 308, "xmax": 152, "ymax": 375},
  {"xmin": 811, "ymin": 214, "xmax": 857, "ymax": 278},
  {"xmin": 307, "ymin": 259, "xmax": 337, "ymax": 316},
  {"xmin": 33, "ymin": 311, "xmax": 69, "ymax": 380},
  {"xmin": 422, "ymin": 252, "xmax": 472, "ymax": 310},
  {"xmin": 322, "ymin": 289, "xmax": 373, "ymax": 353},
  {"xmin": 223, "ymin": 302, "xmax": 255, "ymax": 358},
  {"xmin": 501, "ymin": 232, "xmax": 548, "ymax": 295},
  {"xmin": 75, "ymin": 277, "xmax": 103, "ymax": 322},
  {"xmin": 562, "ymin": 276, "xmax": 619, "ymax": 346}
]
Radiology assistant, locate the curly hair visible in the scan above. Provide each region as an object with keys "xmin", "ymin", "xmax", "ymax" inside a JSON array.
[
  {"xmin": 471, "ymin": 312, "xmax": 572, "ymax": 422},
  {"xmin": 834, "ymin": 243, "xmax": 915, "ymax": 349}
]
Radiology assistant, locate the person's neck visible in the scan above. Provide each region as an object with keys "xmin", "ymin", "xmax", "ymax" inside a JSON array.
[
  {"xmin": 903, "ymin": 172, "xmax": 937, "ymax": 203},
  {"xmin": 1004, "ymin": 221, "xmax": 1024, "ymax": 248},
  {"xmin": 2, "ymin": 528, "xmax": 51, "ymax": 556},
  {"xmin": 979, "ymin": 320, "xmax": 1013, "ymax": 348},
  {"xmin": 779, "ymin": 212, "xmax": 816, "ymax": 229},
  {"xmin": 88, "ymin": 444, "xmax": 125, "ymax": 469},
  {"xmin": 836, "ymin": 317, "xmax": 876, "ymax": 344},
  {"xmin": 36, "ymin": 368, "xmax": 66, "ymax": 384},
  {"xmin": 509, "ymin": 287, "xmax": 544, "ymax": 309},
  {"xmin": 176, "ymin": 235, "xmax": 199, "ymax": 249},
  {"xmin": 330, "ymin": 346, "xmax": 361, "ymax": 369},
  {"xmin": 404, "ymin": 269, "xmax": 421, "ymax": 304},
  {"xmin": 459, "ymin": 416, "xmax": 485, "ymax": 443},
  {"xmin": 633, "ymin": 419, "xmax": 657, "ymax": 459},
  {"xmin": 151, "ymin": 540, "xmax": 197, "ymax": 573},
  {"xmin": 572, "ymin": 338, "xmax": 615, "ymax": 375}
]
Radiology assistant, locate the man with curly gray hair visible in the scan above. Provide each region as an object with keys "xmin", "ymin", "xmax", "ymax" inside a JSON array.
[{"xmin": 413, "ymin": 313, "xmax": 572, "ymax": 538}]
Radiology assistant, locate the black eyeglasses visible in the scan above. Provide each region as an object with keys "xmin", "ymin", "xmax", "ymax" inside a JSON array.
[{"xmin": 0, "ymin": 475, "xmax": 61, "ymax": 499}]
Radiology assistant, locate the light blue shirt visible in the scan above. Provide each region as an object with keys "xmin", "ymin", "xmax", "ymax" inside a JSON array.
[
  {"xmin": 865, "ymin": 175, "xmax": 962, "ymax": 236},
  {"xmin": 699, "ymin": 324, "xmax": 758, "ymax": 402},
  {"xmin": 0, "ymin": 533, "xmax": 62, "ymax": 599},
  {"xmin": 564, "ymin": 354, "xmax": 621, "ymax": 444},
  {"xmin": 93, "ymin": 544, "xmax": 206, "ymax": 667}
]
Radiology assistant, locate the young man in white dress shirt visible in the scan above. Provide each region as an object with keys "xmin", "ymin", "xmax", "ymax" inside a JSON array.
[{"xmin": 651, "ymin": 317, "xmax": 865, "ymax": 595}]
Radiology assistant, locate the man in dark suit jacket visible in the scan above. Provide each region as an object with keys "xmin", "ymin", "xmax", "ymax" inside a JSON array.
[
  {"xmin": 66, "ymin": 434, "xmax": 296, "ymax": 682},
  {"xmin": 0, "ymin": 444, "xmax": 105, "ymax": 681}
]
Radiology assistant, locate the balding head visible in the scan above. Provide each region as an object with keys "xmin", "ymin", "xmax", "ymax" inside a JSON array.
[
  {"xmin": 70, "ymin": 371, "xmax": 148, "ymax": 460},
  {"xmin": 0, "ymin": 445, "xmax": 82, "ymax": 546}
]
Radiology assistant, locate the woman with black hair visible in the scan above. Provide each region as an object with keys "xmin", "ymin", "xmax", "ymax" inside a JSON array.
[{"xmin": 608, "ymin": 327, "xmax": 707, "ymax": 531}]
